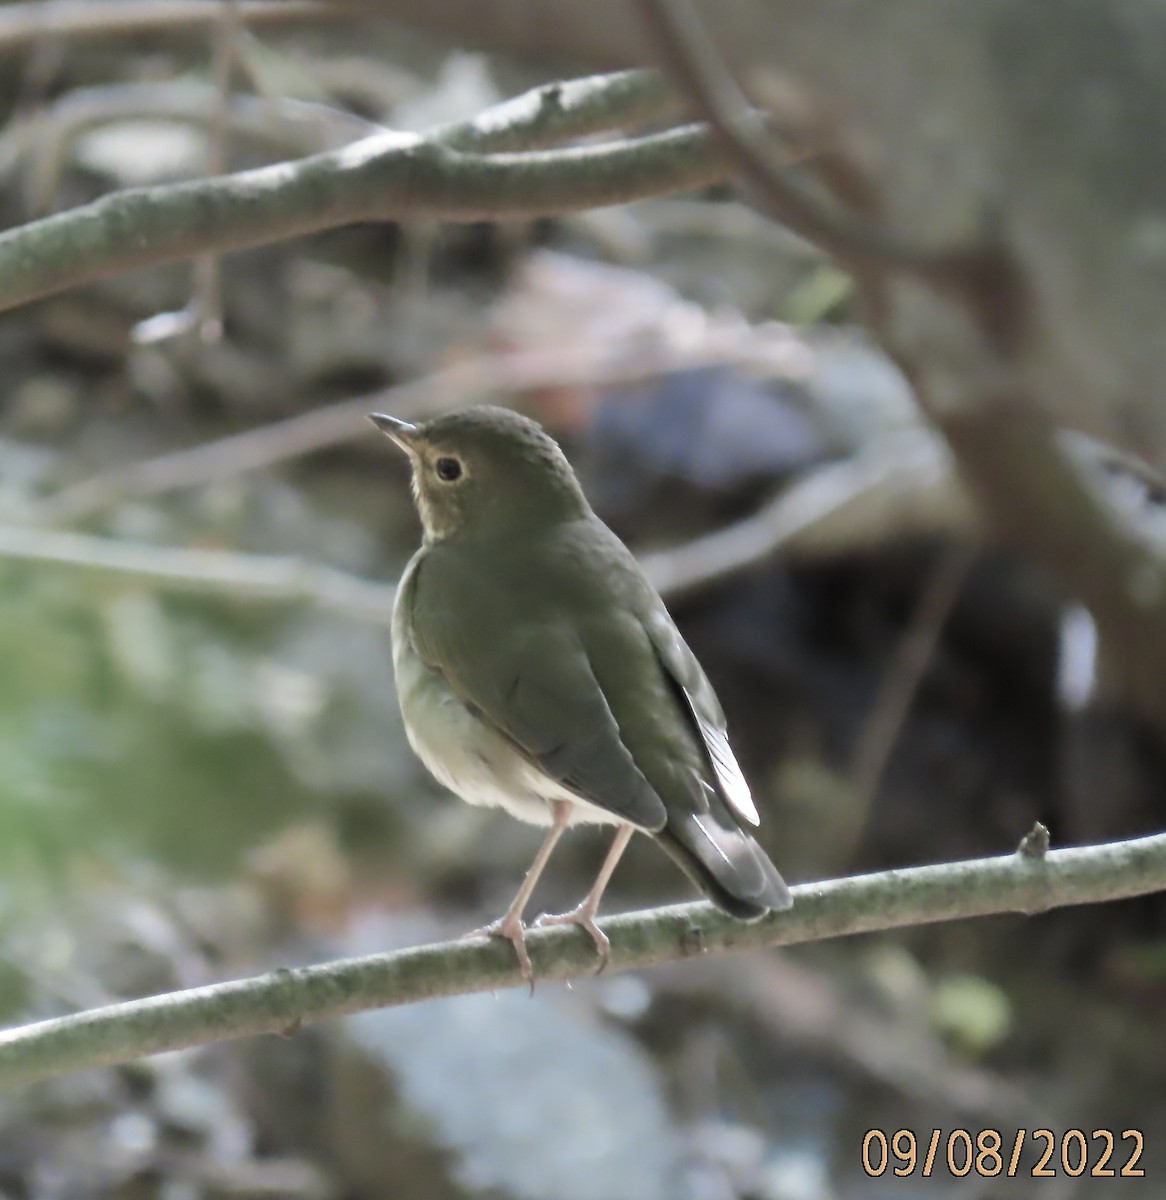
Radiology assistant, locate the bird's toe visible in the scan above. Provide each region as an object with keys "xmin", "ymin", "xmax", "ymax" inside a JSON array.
[
  {"xmin": 471, "ymin": 913, "xmax": 534, "ymax": 989},
  {"xmin": 535, "ymin": 907, "xmax": 611, "ymax": 973}
]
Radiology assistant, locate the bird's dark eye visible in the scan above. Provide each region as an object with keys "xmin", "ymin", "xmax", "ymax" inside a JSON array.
[{"xmin": 434, "ymin": 456, "xmax": 462, "ymax": 482}]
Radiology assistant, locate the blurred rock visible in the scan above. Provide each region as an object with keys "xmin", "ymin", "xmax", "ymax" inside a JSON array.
[
  {"xmin": 323, "ymin": 989, "xmax": 683, "ymax": 1200},
  {"xmin": 752, "ymin": 1146, "xmax": 836, "ymax": 1200},
  {"xmin": 75, "ymin": 122, "xmax": 208, "ymax": 187},
  {"xmin": 582, "ymin": 366, "xmax": 830, "ymax": 535},
  {"xmin": 7, "ymin": 375, "xmax": 81, "ymax": 437},
  {"xmin": 684, "ymin": 1121, "xmax": 767, "ymax": 1196},
  {"xmin": 797, "ymin": 328, "xmax": 920, "ymax": 445},
  {"xmin": 0, "ymin": 435, "xmax": 56, "ymax": 520}
]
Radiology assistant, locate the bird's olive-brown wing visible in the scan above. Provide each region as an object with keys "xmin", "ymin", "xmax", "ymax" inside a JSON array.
[
  {"xmin": 404, "ymin": 547, "xmax": 668, "ymax": 831},
  {"xmin": 639, "ymin": 605, "xmax": 760, "ymax": 827}
]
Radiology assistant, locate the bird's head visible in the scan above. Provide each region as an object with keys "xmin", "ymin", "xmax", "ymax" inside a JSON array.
[{"xmin": 370, "ymin": 405, "xmax": 589, "ymax": 543}]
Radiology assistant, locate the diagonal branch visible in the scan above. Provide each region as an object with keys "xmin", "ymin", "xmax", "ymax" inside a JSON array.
[
  {"xmin": 941, "ymin": 403, "xmax": 1166, "ymax": 725},
  {"xmin": 2, "ymin": 830, "xmax": 1165, "ymax": 1088},
  {"xmin": 39, "ymin": 334, "xmax": 803, "ymax": 523},
  {"xmin": 636, "ymin": 0, "xmax": 986, "ymax": 281},
  {"xmin": 0, "ymin": 122, "xmax": 723, "ymax": 314},
  {"xmin": 3, "ymin": 69, "xmax": 675, "ymax": 202},
  {"xmin": 431, "ymin": 68, "xmax": 678, "ymax": 153}
]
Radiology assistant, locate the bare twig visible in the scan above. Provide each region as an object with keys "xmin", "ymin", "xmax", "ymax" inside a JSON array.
[
  {"xmin": 17, "ymin": 430, "xmax": 973, "ymax": 618},
  {"xmin": 2, "ymin": 830, "xmax": 1165, "ymax": 1088},
  {"xmin": 40, "ymin": 337, "xmax": 807, "ymax": 523},
  {"xmin": 0, "ymin": 84, "xmax": 381, "ymax": 205},
  {"xmin": 25, "ymin": 405, "xmax": 1136, "ymax": 728},
  {"xmin": 193, "ymin": 0, "xmax": 243, "ymax": 343},
  {"xmin": 0, "ymin": 1, "xmax": 333, "ymax": 54},
  {"xmin": 39, "ymin": 364, "xmax": 481, "ymax": 524},
  {"xmin": 850, "ymin": 545, "xmax": 978, "ymax": 813},
  {"xmin": 653, "ymin": 955, "xmax": 1031, "ymax": 1121},
  {"xmin": 137, "ymin": 0, "xmax": 243, "ymax": 346},
  {"xmin": 0, "ymin": 525, "xmax": 394, "ymax": 624},
  {"xmin": 636, "ymin": 0, "xmax": 983, "ymax": 279},
  {"xmin": 640, "ymin": 428, "xmax": 974, "ymax": 599}
]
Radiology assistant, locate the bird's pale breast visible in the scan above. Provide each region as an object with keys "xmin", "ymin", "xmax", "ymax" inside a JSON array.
[{"xmin": 391, "ymin": 564, "xmax": 622, "ymax": 828}]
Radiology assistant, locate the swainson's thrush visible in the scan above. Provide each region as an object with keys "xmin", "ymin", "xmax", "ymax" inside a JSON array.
[{"xmin": 372, "ymin": 406, "xmax": 790, "ymax": 981}]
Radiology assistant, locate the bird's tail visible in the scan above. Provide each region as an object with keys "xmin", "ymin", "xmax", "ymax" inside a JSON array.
[{"xmin": 658, "ymin": 811, "xmax": 791, "ymax": 920}]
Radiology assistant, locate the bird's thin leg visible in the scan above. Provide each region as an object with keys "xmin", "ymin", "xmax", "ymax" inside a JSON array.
[
  {"xmin": 472, "ymin": 799, "xmax": 572, "ymax": 985},
  {"xmin": 535, "ymin": 822, "xmax": 634, "ymax": 972}
]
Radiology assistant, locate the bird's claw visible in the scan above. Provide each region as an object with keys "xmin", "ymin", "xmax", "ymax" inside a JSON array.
[
  {"xmin": 535, "ymin": 907, "xmax": 611, "ymax": 973},
  {"xmin": 471, "ymin": 913, "xmax": 534, "ymax": 992}
]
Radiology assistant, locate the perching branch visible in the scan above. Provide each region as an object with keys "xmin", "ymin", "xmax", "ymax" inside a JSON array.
[{"xmin": 2, "ymin": 830, "xmax": 1165, "ymax": 1088}]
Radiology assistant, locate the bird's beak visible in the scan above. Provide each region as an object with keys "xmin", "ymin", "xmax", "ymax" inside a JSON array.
[{"xmin": 368, "ymin": 412, "xmax": 420, "ymax": 453}]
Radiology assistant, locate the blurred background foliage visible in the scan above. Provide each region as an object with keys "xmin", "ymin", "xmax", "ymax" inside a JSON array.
[{"xmin": 0, "ymin": 6, "xmax": 1163, "ymax": 1199}]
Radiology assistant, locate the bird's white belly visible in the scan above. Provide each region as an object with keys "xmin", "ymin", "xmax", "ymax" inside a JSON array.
[{"xmin": 393, "ymin": 633, "xmax": 620, "ymax": 828}]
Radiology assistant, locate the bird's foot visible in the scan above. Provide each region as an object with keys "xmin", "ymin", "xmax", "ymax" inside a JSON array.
[
  {"xmin": 534, "ymin": 905, "xmax": 611, "ymax": 973},
  {"xmin": 471, "ymin": 912, "xmax": 534, "ymax": 990}
]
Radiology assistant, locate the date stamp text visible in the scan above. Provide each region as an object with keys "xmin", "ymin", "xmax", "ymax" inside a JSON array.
[{"xmin": 861, "ymin": 1128, "xmax": 1145, "ymax": 1179}]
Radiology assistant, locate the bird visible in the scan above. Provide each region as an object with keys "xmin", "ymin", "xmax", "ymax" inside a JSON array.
[{"xmin": 371, "ymin": 405, "xmax": 790, "ymax": 982}]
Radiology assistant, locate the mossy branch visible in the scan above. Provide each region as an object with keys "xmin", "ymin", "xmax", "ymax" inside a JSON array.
[{"xmin": 2, "ymin": 830, "xmax": 1165, "ymax": 1089}]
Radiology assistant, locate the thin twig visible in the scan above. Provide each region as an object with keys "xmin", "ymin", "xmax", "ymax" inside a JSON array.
[
  {"xmin": 40, "ymin": 337, "xmax": 806, "ymax": 524},
  {"xmin": 17, "ymin": 431, "xmax": 972, "ymax": 614},
  {"xmin": 2, "ymin": 830, "xmax": 1165, "ymax": 1088},
  {"xmin": 0, "ymin": 84, "xmax": 381, "ymax": 205},
  {"xmin": 138, "ymin": 0, "xmax": 242, "ymax": 346},
  {"xmin": 0, "ymin": 1, "xmax": 333, "ymax": 53},
  {"xmin": 39, "ymin": 365, "xmax": 476, "ymax": 524},
  {"xmin": 639, "ymin": 429, "xmax": 974, "ymax": 599},
  {"xmin": 194, "ymin": 0, "xmax": 243, "ymax": 344},
  {"xmin": 654, "ymin": 955, "xmax": 1031, "ymax": 1121},
  {"xmin": 636, "ymin": 0, "xmax": 981, "ymax": 278},
  {"xmin": 850, "ymin": 544, "xmax": 978, "ymax": 812},
  {"xmin": 0, "ymin": 525, "xmax": 395, "ymax": 624}
]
